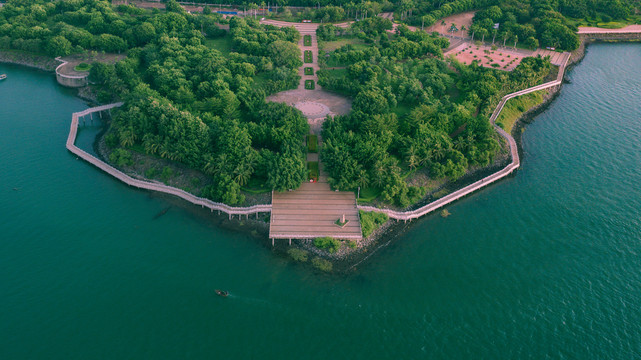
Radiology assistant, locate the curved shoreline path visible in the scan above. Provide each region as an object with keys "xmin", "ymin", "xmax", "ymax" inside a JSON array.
[
  {"xmin": 67, "ymin": 104, "xmax": 272, "ymax": 218},
  {"xmin": 360, "ymin": 52, "xmax": 571, "ymax": 220}
]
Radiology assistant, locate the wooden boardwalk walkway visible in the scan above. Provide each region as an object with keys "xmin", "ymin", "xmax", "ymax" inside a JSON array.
[
  {"xmin": 359, "ymin": 52, "xmax": 571, "ymax": 221},
  {"xmin": 67, "ymin": 19, "xmax": 573, "ymax": 239},
  {"xmin": 67, "ymin": 104, "xmax": 272, "ymax": 217}
]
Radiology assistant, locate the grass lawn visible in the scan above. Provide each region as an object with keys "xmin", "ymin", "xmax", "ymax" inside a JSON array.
[
  {"xmin": 359, "ymin": 210, "xmax": 389, "ymax": 238},
  {"xmin": 74, "ymin": 62, "xmax": 91, "ymax": 72},
  {"xmin": 305, "ymin": 79, "xmax": 315, "ymax": 89},
  {"xmin": 304, "ymin": 50, "xmax": 313, "ymax": 63},
  {"xmin": 304, "ymin": 67, "xmax": 314, "ymax": 75},
  {"xmin": 307, "ymin": 161, "xmax": 319, "ymax": 180},
  {"xmin": 304, "ymin": 35, "xmax": 312, "ymax": 46},
  {"xmin": 321, "ymin": 37, "xmax": 368, "ymax": 52},
  {"xmin": 357, "ymin": 186, "xmax": 382, "ymax": 203},
  {"xmin": 241, "ymin": 177, "xmax": 271, "ymax": 194},
  {"xmin": 307, "ymin": 134, "xmax": 318, "ymax": 153},
  {"xmin": 496, "ymin": 89, "xmax": 547, "ymax": 134},
  {"xmin": 204, "ymin": 35, "xmax": 233, "ymax": 55}
]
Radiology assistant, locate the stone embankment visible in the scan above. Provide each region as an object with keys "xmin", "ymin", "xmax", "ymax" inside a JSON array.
[
  {"xmin": 55, "ymin": 57, "xmax": 88, "ymax": 88},
  {"xmin": 67, "ymin": 103, "xmax": 272, "ymax": 218},
  {"xmin": 359, "ymin": 52, "xmax": 571, "ymax": 221}
]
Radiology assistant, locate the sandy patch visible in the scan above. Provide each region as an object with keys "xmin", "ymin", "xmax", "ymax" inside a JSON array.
[
  {"xmin": 427, "ymin": 11, "xmax": 475, "ymax": 37},
  {"xmin": 267, "ymin": 88, "xmax": 351, "ymax": 116}
]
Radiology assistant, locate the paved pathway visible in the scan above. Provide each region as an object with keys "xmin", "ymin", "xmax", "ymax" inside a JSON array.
[
  {"xmin": 262, "ymin": 19, "xmax": 362, "ymax": 240},
  {"xmin": 578, "ymin": 25, "xmax": 641, "ymax": 34}
]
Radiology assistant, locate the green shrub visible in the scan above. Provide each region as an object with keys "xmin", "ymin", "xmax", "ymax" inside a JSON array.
[
  {"xmin": 359, "ymin": 210, "xmax": 389, "ymax": 238},
  {"xmin": 305, "ymin": 80, "xmax": 315, "ymax": 89},
  {"xmin": 307, "ymin": 134, "xmax": 318, "ymax": 152},
  {"xmin": 160, "ymin": 166, "xmax": 174, "ymax": 183},
  {"xmin": 307, "ymin": 161, "xmax": 319, "ymax": 180},
  {"xmin": 105, "ymin": 132, "xmax": 119, "ymax": 148},
  {"xmin": 304, "ymin": 50, "xmax": 313, "ymax": 63},
  {"xmin": 314, "ymin": 237, "xmax": 341, "ymax": 253},
  {"xmin": 145, "ymin": 167, "xmax": 158, "ymax": 178},
  {"xmin": 74, "ymin": 62, "xmax": 91, "ymax": 72},
  {"xmin": 312, "ymin": 257, "xmax": 333, "ymax": 272},
  {"xmin": 346, "ymin": 240, "xmax": 357, "ymax": 249},
  {"xmin": 287, "ymin": 248, "xmax": 309, "ymax": 262},
  {"xmin": 303, "ymin": 35, "xmax": 312, "ymax": 46},
  {"xmin": 109, "ymin": 148, "xmax": 133, "ymax": 167},
  {"xmin": 304, "ymin": 67, "xmax": 314, "ymax": 75}
]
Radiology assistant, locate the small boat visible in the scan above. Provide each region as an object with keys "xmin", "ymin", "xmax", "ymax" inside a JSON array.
[
  {"xmin": 215, "ymin": 289, "xmax": 229, "ymax": 297},
  {"xmin": 0, "ymin": 74, "xmax": 6, "ymax": 80}
]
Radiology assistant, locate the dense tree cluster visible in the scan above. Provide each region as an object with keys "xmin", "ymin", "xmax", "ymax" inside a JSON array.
[
  {"xmin": 318, "ymin": 22, "xmax": 551, "ymax": 206},
  {"xmin": 414, "ymin": 0, "xmax": 638, "ymax": 51},
  {"xmin": 0, "ymin": 0, "xmax": 157, "ymax": 56},
  {"xmin": 0, "ymin": 0, "xmax": 311, "ymax": 205},
  {"xmin": 2, "ymin": 0, "xmax": 626, "ymax": 208},
  {"xmin": 469, "ymin": 1, "xmax": 580, "ymax": 50},
  {"xmin": 97, "ymin": 16, "xmax": 308, "ymax": 204}
]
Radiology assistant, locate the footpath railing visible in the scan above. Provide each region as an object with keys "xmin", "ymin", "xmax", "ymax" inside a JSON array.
[
  {"xmin": 359, "ymin": 52, "xmax": 571, "ymax": 221},
  {"xmin": 67, "ymin": 103, "xmax": 272, "ymax": 218}
]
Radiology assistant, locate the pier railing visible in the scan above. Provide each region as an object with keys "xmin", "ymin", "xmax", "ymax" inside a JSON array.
[
  {"xmin": 359, "ymin": 52, "xmax": 571, "ymax": 221},
  {"xmin": 66, "ymin": 103, "xmax": 272, "ymax": 217}
]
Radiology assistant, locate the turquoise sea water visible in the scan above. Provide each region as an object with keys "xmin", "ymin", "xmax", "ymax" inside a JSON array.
[{"xmin": 1, "ymin": 43, "xmax": 641, "ymax": 359}]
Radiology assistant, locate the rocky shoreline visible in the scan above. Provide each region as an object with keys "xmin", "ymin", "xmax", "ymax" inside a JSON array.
[{"xmin": 0, "ymin": 50, "xmax": 58, "ymax": 71}]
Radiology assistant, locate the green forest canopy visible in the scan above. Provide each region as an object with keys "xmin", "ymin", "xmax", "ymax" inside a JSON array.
[
  {"xmin": 1, "ymin": 0, "xmax": 622, "ymax": 207},
  {"xmin": 317, "ymin": 17, "xmax": 551, "ymax": 206}
]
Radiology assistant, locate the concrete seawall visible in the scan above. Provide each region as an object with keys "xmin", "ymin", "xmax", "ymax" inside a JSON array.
[{"xmin": 55, "ymin": 57, "xmax": 88, "ymax": 88}]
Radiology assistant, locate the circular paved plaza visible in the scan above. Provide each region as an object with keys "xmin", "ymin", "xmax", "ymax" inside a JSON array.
[{"xmin": 295, "ymin": 101, "xmax": 331, "ymax": 119}]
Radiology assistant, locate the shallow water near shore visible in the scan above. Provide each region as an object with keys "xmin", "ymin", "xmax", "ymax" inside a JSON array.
[{"xmin": 2, "ymin": 43, "xmax": 641, "ymax": 359}]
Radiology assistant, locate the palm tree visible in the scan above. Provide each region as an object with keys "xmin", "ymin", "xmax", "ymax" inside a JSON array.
[
  {"xmin": 215, "ymin": 153, "xmax": 229, "ymax": 175},
  {"xmin": 371, "ymin": 161, "xmax": 386, "ymax": 188},
  {"xmin": 355, "ymin": 167, "xmax": 369, "ymax": 189},
  {"xmin": 233, "ymin": 161, "xmax": 254, "ymax": 186},
  {"xmin": 119, "ymin": 127, "xmax": 135, "ymax": 147},
  {"xmin": 405, "ymin": 145, "xmax": 419, "ymax": 170},
  {"xmin": 143, "ymin": 134, "xmax": 159, "ymax": 155},
  {"xmin": 433, "ymin": 142, "xmax": 446, "ymax": 161},
  {"xmin": 203, "ymin": 155, "xmax": 217, "ymax": 175}
]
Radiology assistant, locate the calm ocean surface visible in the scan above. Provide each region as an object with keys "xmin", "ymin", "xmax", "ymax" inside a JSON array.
[{"xmin": 1, "ymin": 43, "xmax": 641, "ymax": 359}]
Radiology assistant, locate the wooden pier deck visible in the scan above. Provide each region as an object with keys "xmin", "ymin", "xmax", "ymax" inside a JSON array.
[{"xmin": 269, "ymin": 182, "xmax": 362, "ymax": 240}]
